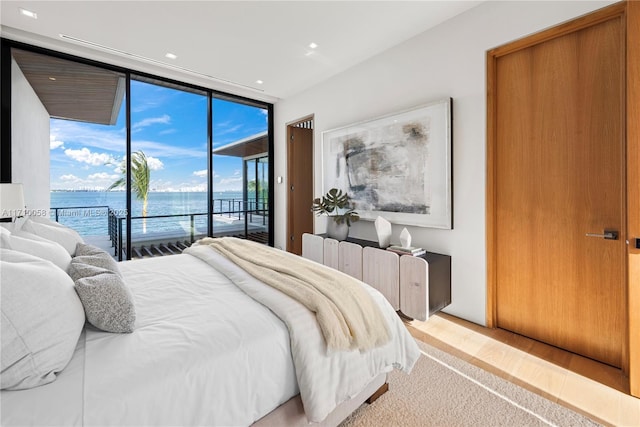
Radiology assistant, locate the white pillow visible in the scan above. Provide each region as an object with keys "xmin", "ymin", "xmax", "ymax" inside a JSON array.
[
  {"xmin": 0, "ymin": 222, "xmax": 17, "ymax": 233},
  {"xmin": 28, "ymin": 215, "xmax": 68, "ymax": 229},
  {"xmin": 0, "ymin": 226, "xmax": 11, "ymax": 246},
  {"xmin": 21, "ymin": 219, "xmax": 84, "ymax": 256},
  {"xmin": 2, "ymin": 230, "xmax": 72, "ymax": 272},
  {"xmin": 0, "ymin": 249, "xmax": 85, "ymax": 390}
]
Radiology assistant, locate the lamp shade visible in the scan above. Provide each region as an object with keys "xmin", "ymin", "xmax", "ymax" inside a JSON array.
[{"xmin": 0, "ymin": 183, "xmax": 25, "ymax": 219}]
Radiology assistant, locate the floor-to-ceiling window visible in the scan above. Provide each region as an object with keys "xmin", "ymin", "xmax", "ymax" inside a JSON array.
[
  {"xmin": 211, "ymin": 99, "xmax": 270, "ymax": 242},
  {"xmin": 128, "ymin": 77, "xmax": 208, "ymax": 252},
  {"xmin": 3, "ymin": 39, "xmax": 273, "ymax": 260}
]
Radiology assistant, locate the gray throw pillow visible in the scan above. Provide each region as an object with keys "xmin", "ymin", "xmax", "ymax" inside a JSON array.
[
  {"xmin": 69, "ymin": 252, "xmax": 121, "ymax": 282},
  {"xmin": 68, "ymin": 261, "xmax": 106, "ymax": 282},
  {"xmin": 75, "ymin": 271, "xmax": 136, "ymax": 333},
  {"xmin": 75, "ymin": 242, "xmax": 108, "ymax": 257}
]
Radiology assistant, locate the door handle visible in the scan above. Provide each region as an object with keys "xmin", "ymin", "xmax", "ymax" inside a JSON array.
[{"xmin": 585, "ymin": 230, "xmax": 618, "ymax": 240}]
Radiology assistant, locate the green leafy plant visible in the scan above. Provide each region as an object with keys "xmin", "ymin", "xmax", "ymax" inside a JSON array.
[{"xmin": 312, "ymin": 188, "xmax": 360, "ymax": 226}]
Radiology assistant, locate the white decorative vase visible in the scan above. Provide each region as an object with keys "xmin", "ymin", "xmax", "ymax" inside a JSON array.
[
  {"xmin": 399, "ymin": 227, "xmax": 412, "ymax": 248},
  {"xmin": 374, "ymin": 216, "xmax": 392, "ymax": 248},
  {"xmin": 327, "ymin": 220, "xmax": 349, "ymax": 241}
]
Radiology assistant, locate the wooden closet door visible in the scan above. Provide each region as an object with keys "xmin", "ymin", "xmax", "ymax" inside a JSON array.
[{"xmin": 493, "ymin": 15, "xmax": 626, "ymax": 367}]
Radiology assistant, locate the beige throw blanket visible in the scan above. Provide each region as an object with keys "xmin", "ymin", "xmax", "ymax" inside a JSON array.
[{"xmin": 197, "ymin": 237, "xmax": 390, "ymax": 351}]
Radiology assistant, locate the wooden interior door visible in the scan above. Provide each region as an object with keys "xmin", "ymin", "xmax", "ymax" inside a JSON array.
[
  {"xmin": 287, "ymin": 126, "xmax": 314, "ymax": 255},
  {"xmin": 492, "ymin": 12, "xmax": 626, "ymax": 367}
]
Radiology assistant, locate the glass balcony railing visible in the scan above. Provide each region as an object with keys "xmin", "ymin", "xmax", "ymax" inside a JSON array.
[{"xmin": 50, "ymin": 197, "xmax": 269, "ymax": 260}]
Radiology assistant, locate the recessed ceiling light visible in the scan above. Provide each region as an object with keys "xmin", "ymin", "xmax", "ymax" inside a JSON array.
[
  {"xmin": 58, "ymin": 34, "xmax": 266, "ymax": 93},
  {"xmin": 19, "ymin": 8, "xmax": 37, "ymax": 19},
  {"xmin": 49, "ymin": 77, "xmax": 57, "ymax": 81},
  {"xmin": 165, "ymin": 53, "xmax": 177, "ymax": 60},
  {"xmin": 256, "ymin": 80, "xmax": 264, "ymax": 85},
  {"xmin": 309, "ymin": 42, "xmax": 318, "ymax": 49}
]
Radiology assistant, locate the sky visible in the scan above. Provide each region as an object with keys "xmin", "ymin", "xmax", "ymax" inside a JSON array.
[{"xmin": 50, "ymin": 79, "xmax": 268, "ymax": 192}]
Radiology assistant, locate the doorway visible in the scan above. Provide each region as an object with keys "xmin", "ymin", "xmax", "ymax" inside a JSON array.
[
  {"xmin": 286, "ymin": 116, "xmax": 314, "ymax": 255},
  {"xmin": 487, "ymin": 4, "xmax": 627, "ymax": 369}
]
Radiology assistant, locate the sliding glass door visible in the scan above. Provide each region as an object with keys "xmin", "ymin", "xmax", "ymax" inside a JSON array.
[
  {"xmin": 4, "ymin": 39, "xmax": 273, "ymax": 260},
  {"xmin": 211, "ymin": 99, "xmax": 269, "ymax": 243},
  {"xmin": 244, "ymin": 155, "xmax": 269, "ymax": 243},
  {"xmin": 128, "ymin": 77, "xmax": 208, "ymax": 256}
]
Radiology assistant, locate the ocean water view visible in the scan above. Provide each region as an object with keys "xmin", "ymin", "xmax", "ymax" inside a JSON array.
[{"xmin": 50, "ymin": 191, "xmax": 256, "ymax": 237}]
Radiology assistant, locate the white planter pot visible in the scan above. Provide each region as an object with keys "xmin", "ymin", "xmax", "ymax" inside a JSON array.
[{"xmin": 327, "ymin": 220, "xmax": 349, "ymax": 241}]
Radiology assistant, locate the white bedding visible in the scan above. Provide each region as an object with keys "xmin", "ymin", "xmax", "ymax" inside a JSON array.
[
  {"xmin": 2, "ymin": 254, "xmax": 298, "ymax": 426},
  {"xmin": 186, "ymin": 244, "xmax": 421, "ymax": 423},
  {"xmin": 1, "ymin": 249, "xmax": 420, "ymax": 426}
]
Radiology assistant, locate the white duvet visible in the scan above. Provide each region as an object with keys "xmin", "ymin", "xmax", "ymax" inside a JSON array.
[
  {"xmin": 186, "ymin": 244, "xmax": 421, "ymax": 423},
  {"xmin": 1, "ymin": 250, "xmax": 420, "ymax": 426}
]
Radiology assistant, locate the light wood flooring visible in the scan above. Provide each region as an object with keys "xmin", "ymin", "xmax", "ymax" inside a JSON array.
[{"xmin": 406, "ymin": 313, "xmax": 640, "ymax": 427}]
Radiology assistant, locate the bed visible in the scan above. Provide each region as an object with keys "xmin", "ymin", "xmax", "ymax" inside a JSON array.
[{"xmin": 0, "ymin": 220, "xmax": 420, "ymax": 426}]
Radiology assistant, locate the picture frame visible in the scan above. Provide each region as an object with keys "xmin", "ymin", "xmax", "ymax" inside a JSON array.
[{"xmin": 321, "ymin": 98, "xmax": 452, "ymax": 229}]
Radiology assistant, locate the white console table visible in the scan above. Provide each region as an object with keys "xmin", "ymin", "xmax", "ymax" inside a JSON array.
[{"xmin": 301, "ymin": 233, "xmax": 451, "ymax": 321}]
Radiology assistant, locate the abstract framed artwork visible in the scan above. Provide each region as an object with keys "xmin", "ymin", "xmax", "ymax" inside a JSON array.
[{"xmin": 321, "ymin": 98, "xmax": 452, "ymax": 229}]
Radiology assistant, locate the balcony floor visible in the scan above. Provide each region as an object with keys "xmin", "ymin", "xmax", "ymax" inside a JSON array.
[{"xmin": 84, "ymin": 229, "xmax": 269, "ymax": 261}]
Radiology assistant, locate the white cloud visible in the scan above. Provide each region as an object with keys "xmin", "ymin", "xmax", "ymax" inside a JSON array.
[
  {"xmin": 88, "ymin": 172, "xmax": 119, "ymax": 181},
  {"xmin": 215, "ymin": 176, "xmax": 243, "ymax": 191},
  {"xmin": 113, "ymin": 155, "xmax": 163, "ymax": 172},
  {"xmin": 134, "ymin": 140, "xmax": 206, "ymax": 159},
  {"xmin": 50, "ymin": 119, "xmax": 205, "ymax": 159},
  {"xmin": 147, "ymin": 156, "xmax": 164, "ymax": 171},
  {"xmin": 51, "ymin": 119, "xmax": 125, "ymax": 152},
  {"xmin": 50, "ymin": 135, "xmax": 64, "ymax": 150},
  {"xmin": 193, "ymin": 169, "xmax": 207, "ymax": 178},
  {"xmin": 53, "ymin": 172, "xmax": 123, "ymax": 191},
  {"xmin": 219, "ymin": 176, "xmax": 243, "ymax": 186},
  {"xmin": 214, "ymin": 123, "xmax": 243, "ymax": 136},
  {"xmin": 60, "ymin": 174, "xmax": 79, "ymax": 182},
  {"xmin": 132, "ymin": 114, "xmax": 171, "ymax": 130},
  {"xmin": 65, "ymin": 147, "xmax": 116, "ymax": 166}
]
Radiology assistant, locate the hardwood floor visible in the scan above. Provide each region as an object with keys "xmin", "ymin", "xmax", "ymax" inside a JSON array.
[{"xmin": 406, "ymin": 313, "xmax": 640, "ymax": 427}]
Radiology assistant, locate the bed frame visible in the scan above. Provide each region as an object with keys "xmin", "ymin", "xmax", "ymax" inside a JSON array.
[{"xmin": 253, "ymin": 374, "xmax": 388, "ymax": 426}]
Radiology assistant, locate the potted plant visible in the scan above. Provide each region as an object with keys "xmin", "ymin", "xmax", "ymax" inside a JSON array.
[{"xmin": 312, "ymin": 188, "xmax": 359, "ymax": 241}]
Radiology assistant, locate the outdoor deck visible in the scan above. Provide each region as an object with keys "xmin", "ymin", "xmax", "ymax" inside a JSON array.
[
  {"xmin": 55, "ymin": 203, "xmax": 270, "ymax": 260},
  {"xmin": 86, "ymin": 221, "xmax": 269, "ymax": 260}
]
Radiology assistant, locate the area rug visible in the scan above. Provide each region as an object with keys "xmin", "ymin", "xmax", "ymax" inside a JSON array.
[{"xmin": 340, "ymin": 340, "xmax": 601, "ymax": 427}]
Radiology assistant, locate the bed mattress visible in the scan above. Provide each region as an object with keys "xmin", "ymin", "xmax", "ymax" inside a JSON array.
[{"xmin": 1, "ymin": 254, "xmax": 299, "ymax": 426}]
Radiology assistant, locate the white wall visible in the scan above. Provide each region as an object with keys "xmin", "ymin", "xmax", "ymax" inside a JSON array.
[
  {"xmin": 274, "ymin": 0, "xmax": 616, "ymax": 325},
  {"xmin": 11, "ymin": 56, "xmax": 50, "ymax": 211}
]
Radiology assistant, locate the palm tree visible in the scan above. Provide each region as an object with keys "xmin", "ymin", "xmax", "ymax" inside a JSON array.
[{"xmin": 108, "ymin": 150, "xmax": 151, "ymax": 233}]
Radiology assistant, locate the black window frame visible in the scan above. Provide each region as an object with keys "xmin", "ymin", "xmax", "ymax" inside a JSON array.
[{"xmin": 0, "ymin": 38, "xmax": 275, "ymax": 257}]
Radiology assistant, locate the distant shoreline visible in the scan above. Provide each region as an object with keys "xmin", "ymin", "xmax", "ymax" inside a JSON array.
[{"xmin": 50, "ymin": 190, "xmax": 241, "ymax": 193}]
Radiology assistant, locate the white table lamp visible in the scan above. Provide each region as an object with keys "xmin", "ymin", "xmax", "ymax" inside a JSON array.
[{"xmin": 0, "ymin": 183, "xmax": 25, "ymax": 221}]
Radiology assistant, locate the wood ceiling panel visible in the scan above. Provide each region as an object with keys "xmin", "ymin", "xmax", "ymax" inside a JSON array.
[
  {"xmin": 213, "ymin": 133, "xmax": 268, "ymax": 158},
  {"xmin": 11, "ymin": 49, "xmax": 124, "ymax": 125}
]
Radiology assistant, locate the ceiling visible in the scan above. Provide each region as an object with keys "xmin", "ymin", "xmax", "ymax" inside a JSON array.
[
  {"xmin": 213, "ymin": 132, "xmax": 268, "ymax": 158},
  {"xmin": 12, "ymin": 48, "xmax": 124, "ymax": 124},
  {"xmin": 0, "ymin": 1, "xmax": 482, "ymax": 102}
]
